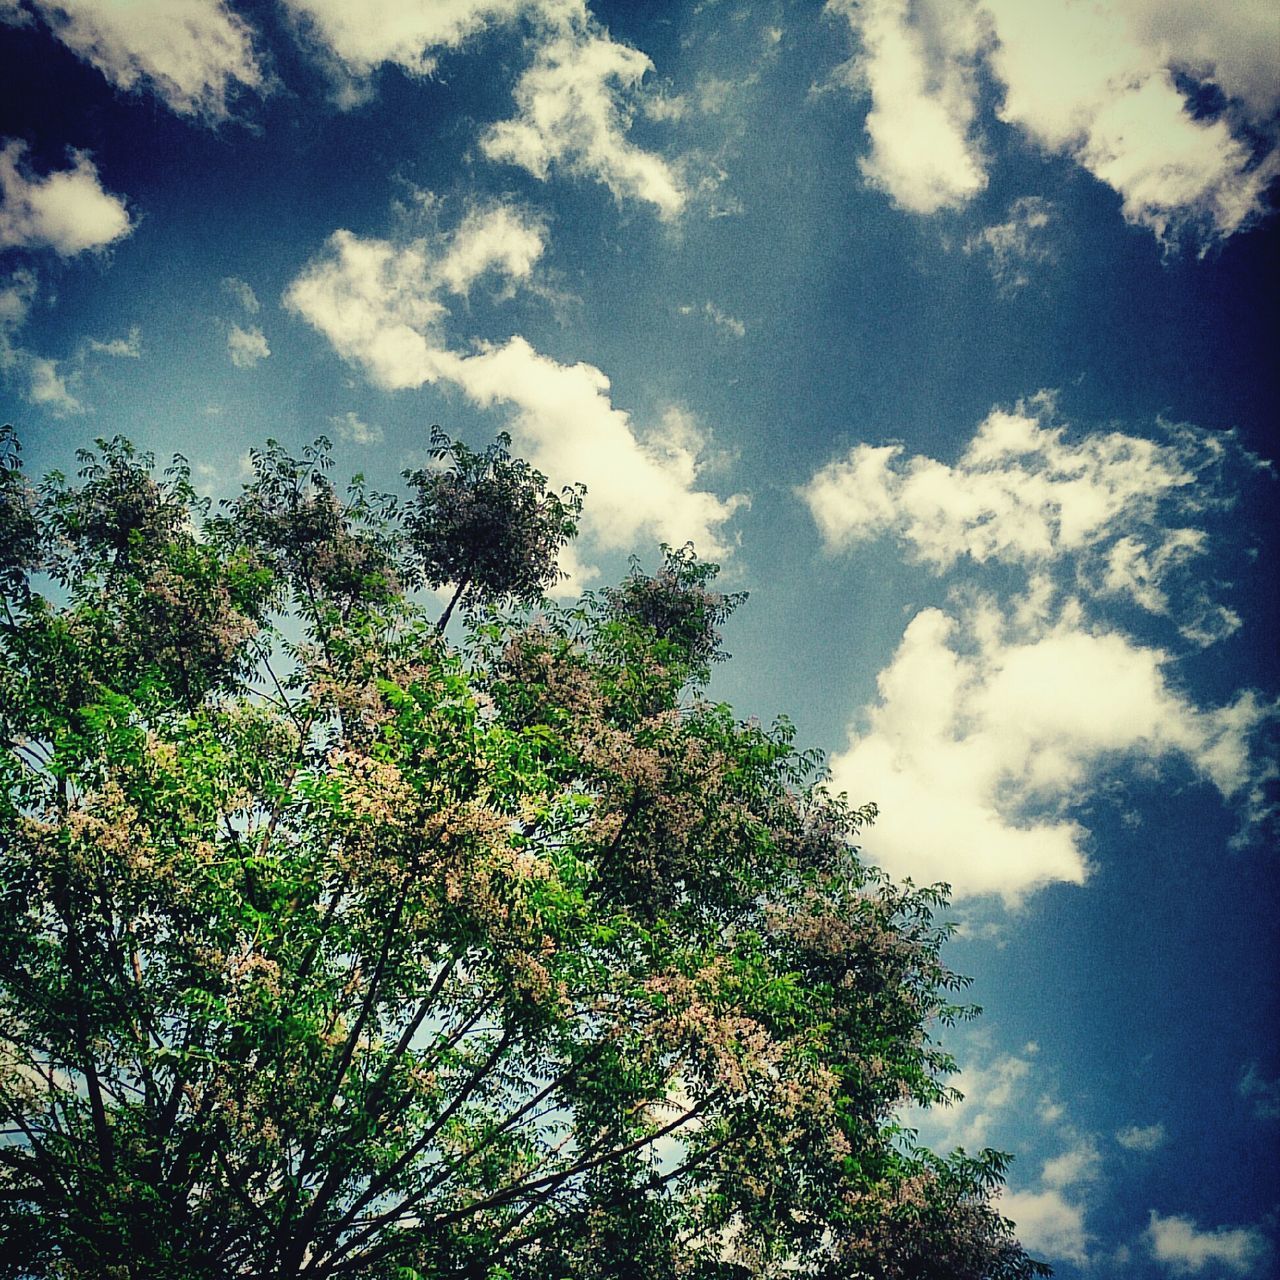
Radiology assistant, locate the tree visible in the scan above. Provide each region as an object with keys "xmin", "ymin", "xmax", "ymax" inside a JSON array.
[
  {"xmin": 0, "ymin": 429, "xmax": 1050, "ymax": 1279},
  {"xmin": 403, "ymin": 428, "xmax": 585, "ymax": 631}
]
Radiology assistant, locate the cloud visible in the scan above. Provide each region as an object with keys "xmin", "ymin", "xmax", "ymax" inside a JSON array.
[
  {"xmin": 964, "ymin": 196, "xmax": 1055, "ymax": 292},
  {"xmin": 10, "ymin": 0, "xmax": 263, "ymax": 121},
  {"xmin": 227, "ymin": 323, "xmax": 269, "ymax": 368},
  {"xmin": 829, "ymin": 0, "xmax": 1279, "ymax": 244},
  {"xmin": 280, "ymin": 0, "xmax": 684, "ymax": 214},
  {"xmin": 0, "ymin": 269, "xmax": 81, "ymax": 414},
  {"xmin": 330, "ymin": 411, "xmax": 383, "ymax": 446},
  {"xmin": 801, "ymin": 396, "xmax": 1255, "ymax": 642},
  {"xmin": 1116, "ymin": 1122, "xmax": 1168, "ymax": 1151},
  {"xmin": 827, "ymin": 0, "xmax": 987, "ymax": 214},
  {"xmin": 279, "ymin": 0, "xmax": 527, "ymax": 79},
  {"xmin": 85, "ymin": 327, "xmax": 141, "ymax": 359},
  {"xmin": 910, "ymin": 1041, "xmax": 1095, "ymax": 1266},
  {"xmin": 986, "ymin": 0, "xmax": 1280, "ymax": 245},
  {"xmin": 481, "ymin": 9, "xmax": 686, "ymax": 218},
  {"xmin": 828, "ymin": 596, "xmax": 1271, "ymax": 903},
  {"xmin": 1145, "ymin": 1211, "xmax": 1271, "ymax": 1276},
  {"xmin": 678, "ymin": 301, "xmax": 746, "ymax": 338},
  {"xmin": 221, "ymin": 276, "xmax": 260, "ymax": 314},
  {"xmin": 1238, "ymin": 1063, "xmax": 1280, "ymax": 1122},
  {"xmin": 0, "ymin": 139, "xmax": 131, "ymax": 256},
  {"xmin": 284, "ymin": 205, "xmax": 743, "ymax": 562},
  {"xmin": 1001, "ymin": 1188, "xmax": 1091, "ymax": 1265}
]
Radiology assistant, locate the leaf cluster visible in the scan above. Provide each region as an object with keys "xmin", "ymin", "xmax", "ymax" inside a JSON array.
[{"xmin": 0, "ymin": 430, "xmax": 1049, "ymax": 1279}]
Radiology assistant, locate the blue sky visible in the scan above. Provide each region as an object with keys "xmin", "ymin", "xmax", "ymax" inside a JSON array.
[{"xmin": 2, "ymin": 0, "xmax": 1277, "ymax": 1273}]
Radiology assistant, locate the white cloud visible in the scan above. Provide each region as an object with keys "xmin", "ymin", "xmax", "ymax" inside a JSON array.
[
  {"xmin": 284, "ymin": 206, "xmax": 743, "ymax": 562},
  {"xmin": 1116, "ymin": 1122, "xmax": 1168, "ymax": 1151},
  {"xmin": 0, "ymin": 139, "xmax": 131, "ymax": 256},
  {"xmin": 911, "ymin": 1042, "xmax": 1095, "ymax": 1266},
  {"xmin": 221, "ymin": 276, "xmax": 260, "ymax": 314},
  {"xmin": 227, "ymin": 323, "xmax": 270, "ymax": 368},
  {"xmin": 435, "ymin": 203, "xmax": 547, "ymax": 296},
  {"xmin": 280, "ymin": 0, "xmax": 684, "ymax": 214},
  {"xmin": 828, "ymin": 0, "xmax": 1280, "ymax": 244},
  {"xmin": 828, "ymin": 597, "xmax": 1270, "ymax": 903},
  {"xmin": 1001, "ymin": 1188, "xmax": 1090, "ymax": 1265},
  {"xmin": 827, "ymin": 0, "xmax": 987, "ymax": 214},
  {"xmin": 280, "ymin": 0, "xmax": 527, "ymax": 79},
  {"xmin": 679, "ymin": 301, "xmax": 745, "ymax": 338},
  {"xmin": 1145, "ymin": 1211, "xmax": 1270, "ymax": 1276},
  {"xmin": 12, "ymin": 0, "xmax": 263, "ymax": 121},
  {"xmin": 964, "ymin": 196, "xmax": 1055, "ymax": 292},
  {"xmin": 986, "ymin": 0, "xmax": 1279, "ymax": 245},
  {"xmin": 801, "ymin": 398, "xmax": 1249, "ymax": 636},
  {"xmin": 86, "ymin": 327, "xmax": 141, "ymax": 358},
  {"xmin": 482, "ymin": 11, "xmax": 686, "ymax": 218},
  {"xmin": 330, "ymin": 411, "xmax": 383, "ymax": 446},
  {"xmin": 0, "ymin": 269, "xmax": 82, "ymax": 414}
]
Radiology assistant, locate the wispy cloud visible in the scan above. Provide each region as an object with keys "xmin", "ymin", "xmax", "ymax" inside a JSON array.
[
  {"xmin": 7, "ymin": 0, "xmax": 264, "ymax": 121},
  {"xmin": 678, "ymin": 300, "xmax": 745, "ymax": 338},
  {"xmin": 330, "ymin": 410, "xmax": 383, "ymax": 446},
  {"xmin": 964, "ymin": 196, "xmax": 1055, "ymax": 292},
  {"xmin": 909, "ymin": 1040, "xmax": 1097, "ymax": 1266},
  {"xmin": 227, "ymin": 323, "xmax": 270, "ymax": 369},
  {"xmin": 1115, "ymin": 1121, "xmax": 1167, "ymax": 1152},
  {"xmin": 481, "ymin": 7, "xmax": 686, "ymax": 219},
  {"xmin": 1238, "ymin": 1062, "xmax": 1280, "ymax": 1122},
  {"xmin": 221, "ymin": 276, "xmax": 260, "ymax": 314}
]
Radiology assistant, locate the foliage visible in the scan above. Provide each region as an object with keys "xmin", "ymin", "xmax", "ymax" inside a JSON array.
[
  {"xmin": 403, "ymin": 429, "xmax": 584, "ymax": 631},
  {"xmin": 0, "ymin": 429, "xmax": 1050, "ymax": 1279}
]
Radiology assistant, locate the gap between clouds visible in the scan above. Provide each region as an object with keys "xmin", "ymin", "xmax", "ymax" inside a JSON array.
[
  {"xmin": 282, "ymin": 202, "xmax": 744, "ymax": 578},
  {"xmin": 803, "ymin": 399, "xmax": 1275, "ymax": 904},
  {"xmin": 828, "ymin": 0, "xmax": 1280, "ymax": 247}
]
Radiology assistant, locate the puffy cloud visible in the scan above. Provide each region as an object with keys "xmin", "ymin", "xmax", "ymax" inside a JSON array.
[
  {"xmin": 827, "ymin": 0, "xmax": 987, "ymax": 214},
  {"xmin": 481, "ymin": 13, "xmax": 686, "ymax": 218},
  {"xmin": 1000, "ymin": 1188, "xmax": 1090, "ymax": 1265},
  {"xmin": 280, "ymin": 0, "xmax": 683, "ymax": 214},
  {"xmin": 986, "ymin": 0, "xmax": 1279, "ymax": 244},
  {"xmin": 1145, "ymin": 1211, "xmax": 1271, "ymax": 1276},
  {"xmin": 280, "ymin": 0, "xmax": 527, "ymax": 78},
  {"xmin": 10, "ymin": 0, "xmax": 263, "ymax": 121},
  {"xmin": 226, "ymin": 323, "xmax": 269, "ymax": 368},
  {"xmin": 801, "ymin": 397, "xmax": 1250, "ymax": 640},
  {"xmin": 829, "ymin": 0, "xmax": 1279, "ymax": 244},
  {"xmin": 1115, "ymin": 1122, "xmax": 1168, "ymax": 1151},
  {"xmin": 828, "ymin": 598, "xmax": 1269, "ymax": 903},
  {"xmin": 284, "ymin": 205, "xmax": 742, "ymax": 561},
  {"xmin": 963, "ymin": 196, "xmax": 1055, "ymax": 292},
  {"xmin": 0, "ymin": 140, "xmax": 131, "ymax": 256}
]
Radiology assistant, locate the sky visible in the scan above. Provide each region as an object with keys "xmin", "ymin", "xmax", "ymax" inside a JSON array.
[{"xmin": 1, "ymin": 0, "xmax": 1277, "ymax": 1273}]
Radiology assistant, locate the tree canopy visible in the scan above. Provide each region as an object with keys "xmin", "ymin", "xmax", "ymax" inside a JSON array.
[{"xmin": 0, "ymin": 425, "xmax": 1049, "ymax": 1279}]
